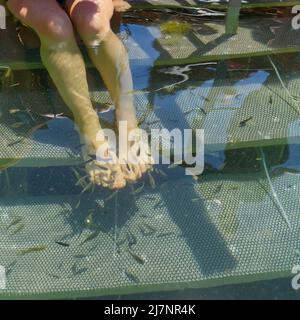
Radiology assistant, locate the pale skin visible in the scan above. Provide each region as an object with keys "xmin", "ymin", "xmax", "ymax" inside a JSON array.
[{"xmin": 7, "ymin": 0, "xmax": 152, "ymax": 189}]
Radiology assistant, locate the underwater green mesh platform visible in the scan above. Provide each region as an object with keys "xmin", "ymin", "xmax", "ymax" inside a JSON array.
[
  {"xmin": 0, "ymin": 89, "xmax": 82, "ymax": 167},
  {"xmin": 1, "ymin": 67, "xmax": 300, "ymax": 167},
  {"xmin": 0, "ymin": 167, "xmax": 299, "ymax": 299},
  {"xmin": 188, "ymin": 72, "xmax": 300, "ymax": 151},
  {"xmin": 0, "ymin": 119, "xmax": 82, "ymax": 168},
  {"xmin": 151, "ymin": 17, "xmax": 300, "ymax": 66},
  {"xmin": 2, "ymin": 16, "xmax": 300, "ymax": 69}
]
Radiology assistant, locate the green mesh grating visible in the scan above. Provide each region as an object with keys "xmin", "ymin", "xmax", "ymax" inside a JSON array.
[
  {"xmin": 152, "ymin": 17, "xmax": 300, "ymax": 66},
  {"xmin": 2, "ymin": 66, "xmax": 300, "ymax": 167},
  {"xmin": 189, "ymin": 72, "xmax": 300, "ymax": 151},
  {"xmin": 90, "ymin": 70, "xmax": 300, "ymax": 152},
  {"xmin": 0, "ymin": 121, "xmax": 81, "ymax": 167},
  {"xmin": 0, "ymin": 167, "xmax": 299, "ymax": 299},
  {"xmin": 0, "ymin": 91, "xmax": 82, "ymax": 167},
  {"xmin": 2, "ymin": 16, "xmax": 300, "ymax": 69}
]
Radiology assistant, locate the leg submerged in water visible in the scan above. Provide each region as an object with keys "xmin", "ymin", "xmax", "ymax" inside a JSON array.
[
  {"xmin": 7, "ymin": 0, "xmax": 126, "ymax": 189},
  {"xmin": 66, "ymin": 0, "xmax": 153, "ymax": 183}
]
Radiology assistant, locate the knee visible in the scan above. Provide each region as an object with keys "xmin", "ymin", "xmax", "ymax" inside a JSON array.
[
  {"xmin": 41, "ymin": 15, "xmax": 74, "ymax": 43},
  {"xmin": 71, "ymin": 10, "xmax": 111, "ymax": 45},
  {"xmin": 7, "ymin": 0, "xmax": 73, "ymax": 42}
]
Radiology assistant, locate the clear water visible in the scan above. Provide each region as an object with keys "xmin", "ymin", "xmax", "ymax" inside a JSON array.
[{"xmin": 1, "ymin": 7, "xmax": 300, "ymax": 299}]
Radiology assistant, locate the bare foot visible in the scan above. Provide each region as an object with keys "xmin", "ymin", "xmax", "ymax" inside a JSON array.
[
  {"xmin": 78, "ymin": 119, "xmax": 126, "ymax": 190},
  {"xmin": 119, "ymin": 127, "xmax": 153, "ymax": 183},
  {"xmin": 84, "ymin": 141, "xmax": 126, "ymax": 189}
]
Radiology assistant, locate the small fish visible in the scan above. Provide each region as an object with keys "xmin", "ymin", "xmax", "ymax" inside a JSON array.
[
  {"xmin": 148, "ymin": 172, "xmax": 156, "ymax": 189},
  {"xmin": 7, "ymin": 260, "xmax": 18, "ymax": 270},
  {"xmin": 131, "ymin": 182, "xmax": 145, "ymax": 195},
  {"xmin": 10, "ymin": 122, "xmax": 24, "ymax": 129},
  {"xmin": 215, "ymin": 183, "xmax": 223, "ymax": 194},
  {"xmin": 86, "ymin": 154, "xmax": 97, "ymax": 161},
  {"xmin": 143, "ymin": 223, "xmax": 157, "ymax": 234},
  {"xmin": 95, "ymin": 103, "xmax": 114, "ymax": 113},
  {"xmin": 7, "ymin": 216, "xmax": 23, "ymax": 230},
  {"xmin": 0, "ymin": 65, "xmax": 10, "ymax": 71},
  {"xmin": 75, "ymin": 199, "xmax": 81, "ymax": 209},
  {"xmin": 9, "ymin": 83, "xmax": 20, "ymax": 88},
  {"xmin": 11, "ymin": 223, "xmax": 25, "ymax": 235},
  {"xmin": 80, "ymin": 181, "xmax": 93, "ymax": 194},
  {"xmin": 55, "ymin": 241, "xmax": 70, "ymax": 247},
  {"xmin": 127, "ymin": 231, "xmax": 138, "ymax": 248},
  {"xmin": 128, "ymin": 250, "xmax": 146, "ymax": 265},
  {"xmin": 72, "ymin": 167, "xmax": 84, "ymax": 180},
  {"xmin": 158, "ymin": 169, "xmax": 167, "ymax": 177},
  {"xmin": 80, "ymin": 231, "xmax": 100, "ymax": 245},
  {"xmin": 9, "ymin": 109, "xmax": 21, "ymax": 114},
  {"xmin": 116, "ymin": 236, "xmax": 128, "ymax": 248},
  {"xmin": 124, "ymin": 270, "xmax": 140, "ymax": 283},
  {"xmin": 8, "ymin": 121, "xmax": 48, "ymax": 147},
  {"xmin": 19, "ymin": 245, "xmax": 47, "ymax": 255},
  {"xmin": 105, "ymin": 190, "xmax": 118, "ymax": 201},
  {"xmin": 228, "ymin": 185, "xmax": 239, "ymax": 191},
  {"xmin": 140, "ymin": 214, "xmax": 149, "ymax": 218},
  {"xmin": 168, "ymin": 161, "xmax": 182, "ymax": 169},
  {"xmin": 75, "ymin": 175, "xmax": 89, "ymax": 187},
  {"xmin": 153, "ymin": 201, "xmax": 164, "ymax": 209},
  {"xmin": 60, "ymin": 204, "xmax": 71, "ymax": 215},
  {"xmin": 200, "ymin": 108, "xmax": 207, "ymax": 115},
  {"xmin": 39, "ymin": 113, "xmax": 65, "ymax": 119},
  {"xmin": 239, "ymin": 116, "xmax": 253, "ymax": 127},
  {"xmin": 156, "ymin": 231, "xmax": 177, "ymax": 238},
  {"xmin": 183, "ymin": 110, "xmax": 194, "ymax": 116},
  {"xmin": 71, "ymin": 263, "xmax": 88, "ymax": 275},
  {"xmin": 6, "ymin": 260, "xmax": 18, "ymax": 276},
  {"xmin": 54, "ymin": 211, "xmax": 67, "ymax": 220}
]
